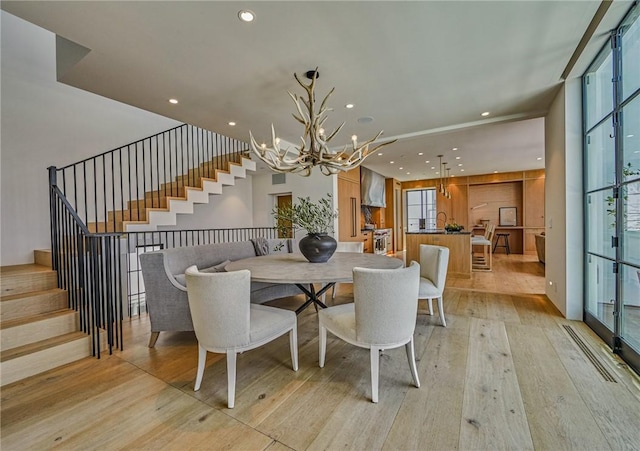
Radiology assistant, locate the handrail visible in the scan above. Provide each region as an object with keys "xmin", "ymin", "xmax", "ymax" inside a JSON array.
[
  {"xmin": 49, "ymin": 184, "xmax": 123, "ymax": 357},
  {"xmin": 47, "ymin": 122, "xmax": 279, "ymax": 357},
  {"xmin": 51, "ymin": 123, "xmax": 248, "ymax": 232},
  {"xmin": 57, "ymin": 124, "xmax": 187, "ymax": 170}
]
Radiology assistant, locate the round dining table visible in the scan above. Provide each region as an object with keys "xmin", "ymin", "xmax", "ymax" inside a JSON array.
[{"xmin": 225, "ymin": 252, "xmax": 403, "ymax": 314}]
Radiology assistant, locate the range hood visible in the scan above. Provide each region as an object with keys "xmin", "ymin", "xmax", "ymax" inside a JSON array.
[{"xmin": 360, "ymin": 167, "xmax": 386, "ymax": 207}]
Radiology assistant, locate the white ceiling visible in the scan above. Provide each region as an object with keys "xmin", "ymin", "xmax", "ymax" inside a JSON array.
[{"xmin": 1, "ymin": 1, "xmax": 633, "ymax": 181}]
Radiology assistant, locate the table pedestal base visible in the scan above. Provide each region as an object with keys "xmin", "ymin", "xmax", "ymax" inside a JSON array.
[{"xmin": 295, "ymin": 283, "xmax": 334, "ymax": 315}]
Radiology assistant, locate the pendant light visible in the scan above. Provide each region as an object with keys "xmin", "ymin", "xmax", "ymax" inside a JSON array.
[{"xmin": 437, "ymin": 155, "xmax": 445, "ymax": 194}]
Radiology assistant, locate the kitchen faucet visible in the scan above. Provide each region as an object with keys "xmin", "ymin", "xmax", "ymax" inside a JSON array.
[{"xmin": 436, "ymin": 211, "xmax": 447, "ymax": 229}]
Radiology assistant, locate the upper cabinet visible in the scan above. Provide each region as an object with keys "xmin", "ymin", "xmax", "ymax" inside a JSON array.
[{"xmin": 337, "ymin": 168, "xmax": 363, "ymax": 243}]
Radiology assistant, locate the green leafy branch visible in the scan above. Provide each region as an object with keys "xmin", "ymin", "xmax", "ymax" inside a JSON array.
[{"xmin": 272, "ymin": 194, "xmax": 338, "ymax": 236}]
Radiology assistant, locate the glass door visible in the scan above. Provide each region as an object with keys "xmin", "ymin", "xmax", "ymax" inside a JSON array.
[{"xmin": 583, "ymin": 3, "xmax": 640, "ymax": 374}]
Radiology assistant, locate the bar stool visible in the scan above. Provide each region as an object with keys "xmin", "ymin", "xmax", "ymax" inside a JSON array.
[{"xmin": 493, "ymin": 233, "xmax": 511, "ymax": 255}]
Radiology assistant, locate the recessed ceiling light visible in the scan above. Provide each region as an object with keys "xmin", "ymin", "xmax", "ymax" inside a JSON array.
[
  {"xmin": 626, "ymin": 134, "xmax": 634, "ymax": 138},
  {"xmin": 346, "ymin": 103, "xmax": 354, "ymax": 109},
  {"xmin": 494, "ymin": 170, "xmax": 499, "ymax": 173},
  {"xmin": 455, "ymin": 156, "xmax": 461, "ymax": 160},
  {"xmin": 634, "ymin": 150, "xmax": 639, "ymax": 154},
  {"xmin": 418, "ymin": 152, "xmax": 423, "ymax": 156},
  {"xmin": 390, "ymin": 161, "xmax": 395, "ymax": 164},
  {"xmin": 461, "ymin": 169, "xmax": 465, "ymax": 172},
  {"xmin": 458, "ymin": 163, "xmax": 463, "ymax": 167},
  {"xmin": 481, "ymin": 111, "xmax": 490, "ymax": 117},
  {"xmin": 537, "ymin": 157, "xmax": 542, "ymax": 160},
  {"xmin": 228, "ymin": 121, "xmax": 236, "ymax": 126},
  {"xmin": 452, "ymin": 147, "xmax": 458, "ymax": 151},
  {"xmin": 378, "ymin": 152, "xmax": 383, "ymax": 156},
  {"xmin": 431, "ymin": 167, "xmax": 435, "ymax": 170},
  {"xmin": 399, "ymin": 167, "xmax": 404, "ymax": 170},
  {"xmin": 169, "ymin": 98, "xmax": 178, "ymax": 104},
  {"xmin": 435, "ymin": 171, "xmax": 440, "ymax": 174},
  {"xmin": 406, "ymin": 172, "xmax": 411, "ymax": 175},
  {"xmin": 238, "ymin": 10, "xmax": 255, "ymax": 22},
  {"xmin": 425, "ymin": 160, "xmax": 430, "ymax": 163},
  {"xmin": 451, "ymin": 175, "xmax": 456, "ymax": 177},
  {"xmin": 261, "ymin": 143, "xmax": 266, "ymax": 149}
]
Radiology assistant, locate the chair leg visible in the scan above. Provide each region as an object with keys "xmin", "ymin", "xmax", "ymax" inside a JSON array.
[
  {"xmin": 319, "ymin": 324, "xmax": 327, "ymax": 367},
  {"xmin": 290, "ymin": 325, "xmax": 299, "ymax": 371},
  {"xmin": 194, "ymin": 344, "xmax": 207, "ymax": 391},
  {"xmin": 226, "ymin": 350, "xmax": 237, "ymax": 409},
  {"xmin": 428, "ymin": 298, "xmax": 434, "ymax": 316},
  {"xmin": 405, "ymin": 338, "xmax": 420, "ymax": 388},
  {"xmin": 438, "ymin": 296, "xmax": 447, "ymax": 327},
  {"xmin": 148, "ymin": 331, "xmax": 160, "ymax": 348},
  {"xmin": 332, "ymin": 283, "xmax": 338, "ymax": 300},
  {"xmin": 370, "ymin": 346, "xmax": 380, "ymax": 403}
]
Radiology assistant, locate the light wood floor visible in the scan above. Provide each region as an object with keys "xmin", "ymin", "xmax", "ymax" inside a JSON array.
[{"xmin": 2, "ymin": 254, "xmax": 640, "ymax": 450}]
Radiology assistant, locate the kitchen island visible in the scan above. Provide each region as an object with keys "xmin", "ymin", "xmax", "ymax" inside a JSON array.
[{"xmin": 405, "ymin": 230, "xmax": 472, "ymax": 279}]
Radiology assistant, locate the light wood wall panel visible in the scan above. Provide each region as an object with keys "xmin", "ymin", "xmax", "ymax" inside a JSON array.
[{"xmin": 401, "ymin": 170, "xmax": 544, "ymax": 254}]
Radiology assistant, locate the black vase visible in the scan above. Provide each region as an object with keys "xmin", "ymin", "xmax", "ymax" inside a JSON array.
[{"xmin": 299, "ymin": 233, "xmax": 337, "ymax": 263}]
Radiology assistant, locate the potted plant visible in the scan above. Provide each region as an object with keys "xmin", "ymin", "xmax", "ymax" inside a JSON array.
[{"xmin": 272, "ymin": 194, "xmax": 339, "ymax": 263}]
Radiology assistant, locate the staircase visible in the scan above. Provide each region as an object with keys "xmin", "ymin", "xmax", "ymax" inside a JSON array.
[
  {"xmin": 86, "ymin": 156, "xmax": 256, "ymax": 233},
  {"xmin": 0, "ymin": 250, "xmax": 98, "ymax": 387}
]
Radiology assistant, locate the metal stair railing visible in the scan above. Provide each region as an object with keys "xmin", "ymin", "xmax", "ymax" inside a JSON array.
[
  {"xmin": 46, "ymin": 123, "xmax": 283, "ymax": 356},
  {"xmin": 50, "ymin": 123, "xmax": 249, "ymax": 232}
]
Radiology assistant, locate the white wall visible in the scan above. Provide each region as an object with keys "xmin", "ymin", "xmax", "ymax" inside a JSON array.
[
  {"xmin": 544, "ymin": 80, "xmax": 584, "ymax": 320},
  {"xmin": 160, "ymin": 176, "xmax": 254, "ymax": 230},
  {"xmin": 251, "ymin": 170, "xmax": 336, "ymax": 239},
  {"xmin": 0, "ymin": 12, "xmax": 180, "ymax": 265}
]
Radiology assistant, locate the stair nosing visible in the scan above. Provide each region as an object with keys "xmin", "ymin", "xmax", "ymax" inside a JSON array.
[
  {"xmin": 0, "ymin": 331, "xmax": 88, "ymax": 362},
  {"xmin": 0, "ymin": 308, "xmax": 77, "ymax": 330},
  {"xmin": 1, "ymin": 287, "xmax": 65, "ymax": 303}
]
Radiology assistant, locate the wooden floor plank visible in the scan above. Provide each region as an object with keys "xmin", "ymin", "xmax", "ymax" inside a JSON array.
[
  {"xmin": 507, "ymin": 323, "xmax": 611, "ymax": 450},
  {"xmin": 486, "ymin": 292, "xmax": 521, "ymax": 324},
  {"xmin": 459, "ymin": 317, "xmax": 534, "ymax": 450},
  {"xmin": 545, "ymin": 324, "xmax": 640, "ymax": 451},
  {"xmin": 2, "ymin": 255, "xmax": 639, "ymax": 451},
  {"xmin": 383, "ymin": 316, "xmax": 470, "ymax": 450},
  {"xmin": 306, "ymin": 346, "xmax": 415, "ymax": 451}
]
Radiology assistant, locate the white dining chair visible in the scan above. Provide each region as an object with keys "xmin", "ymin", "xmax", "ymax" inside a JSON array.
[
  {"xmin": 318, "ymin": 262, "xmax": 421, "ymax": 403},
  {"xmin": 472, "ymin": 224, "xmax": 494, "ymax": 271},
  {"xmin": 185, "ymin": 266, "xmax": 298, "ymax": 409},
  {"xmin": 418, "ymin": 244, "xmax": 450, "ymax": 327},
  {"xmin": 330, "ymin": 241, "xmax": 365, "ymax": 299}
]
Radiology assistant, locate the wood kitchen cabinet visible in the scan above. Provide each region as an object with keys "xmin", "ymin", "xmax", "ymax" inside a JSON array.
[
  {"xmin": 338, "ymin": 168, "xmax": 363, "ymax": 243},
  {"xmin": 402, "ymin": 169, "xmax": 545, "ymax": 255},
  {"xmin": 362, "ymin": 230, "xmax": 373, "ymax": 253}
]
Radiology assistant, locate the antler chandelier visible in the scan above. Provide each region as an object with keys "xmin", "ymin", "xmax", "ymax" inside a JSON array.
[{"xmin": 249, "ymin": 68, "xmax": 396, "ymax": 176}]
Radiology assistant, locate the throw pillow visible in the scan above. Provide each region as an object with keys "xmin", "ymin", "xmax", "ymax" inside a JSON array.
[
  {"xmin": 200, "ymin": 260, "xmax": 231, "ymax": 273},
  {"xmin": 173, "ymin": 260, "xmax": 231, "ymax": 286}
]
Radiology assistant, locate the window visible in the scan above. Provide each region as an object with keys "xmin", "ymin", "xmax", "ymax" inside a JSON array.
[
  {"xmin": 583, "ymin": 2, "xmax": 640, "ymax": 375},
  {"xmin": 406, "ymin": 189, "xmax": 437, "ymax": 232}
]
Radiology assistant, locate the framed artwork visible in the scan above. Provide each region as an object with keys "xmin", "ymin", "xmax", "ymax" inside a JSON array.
[{"xmin": 499, "ymin": 207, "xmax": 517, "ymax": 226}]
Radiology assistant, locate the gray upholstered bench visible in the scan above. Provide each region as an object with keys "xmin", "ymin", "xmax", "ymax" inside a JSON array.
[{"xmin": 139, "ymin": 239, "xmax": 303, "ymax": 347}]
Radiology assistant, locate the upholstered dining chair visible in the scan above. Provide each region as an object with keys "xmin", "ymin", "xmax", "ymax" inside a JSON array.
[
  {"xmin": 318, "ymin": 262, "xmax": 421, "ymax": 403},
  {"xmin": 472, "ymin": 223, "xmax": 495, "ymax": 271},
  {"xmin": 185, "ymin": 266, "xmax": 298, "ymax": 409},
  {"xmin": 418, "ymin": 244, "xmax": 450, "ymax": 327},
  {"xmin": 330, "ymin": 241, "xmax": 365, "ymax": 299}
]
